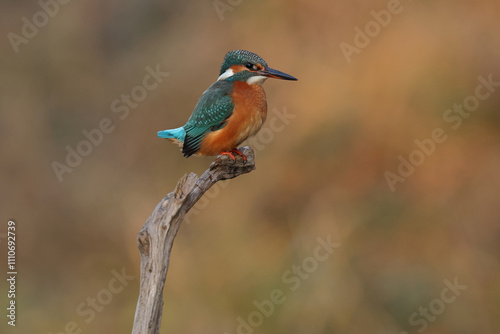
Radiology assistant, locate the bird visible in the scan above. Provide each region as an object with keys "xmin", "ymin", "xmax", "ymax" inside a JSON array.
[{"xmin": 157, "ymin": 50, "xmax": 297, "ymax": 161}]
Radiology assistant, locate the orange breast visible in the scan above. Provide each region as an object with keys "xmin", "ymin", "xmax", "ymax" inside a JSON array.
[{"xmin": 198, "ymin": 81, "xmax": 267, "ymax": 156}]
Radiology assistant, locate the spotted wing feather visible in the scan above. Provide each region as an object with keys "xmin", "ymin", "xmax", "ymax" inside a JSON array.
[{"xmin": 182, "ymin": 80, "xmax": 234, "ymax": 157}]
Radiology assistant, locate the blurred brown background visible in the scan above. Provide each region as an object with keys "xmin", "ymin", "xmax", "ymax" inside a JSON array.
[{"xmin": 1, "ymin": 0, "xmax": 499, "ymax": 333}]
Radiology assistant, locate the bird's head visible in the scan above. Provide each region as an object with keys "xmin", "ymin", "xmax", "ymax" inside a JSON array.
[{"xmin": 218, "ymin": 50, "xmax": 297, "ymax": 84}]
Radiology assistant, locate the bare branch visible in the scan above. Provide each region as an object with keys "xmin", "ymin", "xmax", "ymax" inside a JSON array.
[{"xmin": 132, "ymin": 147, "xmax": 255, "ymax": 334}]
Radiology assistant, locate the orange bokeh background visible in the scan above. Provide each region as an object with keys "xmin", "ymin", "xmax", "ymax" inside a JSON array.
[{"xmin": 1, "ymin": 1, "xmax": 499, "ymax": 333}]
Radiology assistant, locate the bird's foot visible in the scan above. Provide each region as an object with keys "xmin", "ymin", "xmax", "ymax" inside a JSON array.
[{"xmin": 220, "ymin": 148, "xmax": 247, "ymax": 163}]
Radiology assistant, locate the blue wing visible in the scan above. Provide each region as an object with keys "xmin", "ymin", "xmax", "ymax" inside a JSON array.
[{"xmin": 182, "ymin": 80, "xmax": 234, "ymax": 157}]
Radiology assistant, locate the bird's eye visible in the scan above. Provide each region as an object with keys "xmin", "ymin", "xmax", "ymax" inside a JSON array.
[{"xmin": 245, "ymin": 62, "xmax": 258, "ymax": 71}]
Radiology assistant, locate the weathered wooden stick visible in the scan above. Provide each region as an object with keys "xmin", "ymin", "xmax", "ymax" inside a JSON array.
[{"xmin": 132, "ymin": 147, "xmax": 255, "ymax": 334}]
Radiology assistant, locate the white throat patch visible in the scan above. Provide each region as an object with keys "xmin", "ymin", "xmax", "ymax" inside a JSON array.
[
  {"xmin": 217, "ymin": 68, "xmax": 234, "ymax": 81},
  {"xmin": 246, "ymin": 75, "xmax": 267, "ymax": 85}
]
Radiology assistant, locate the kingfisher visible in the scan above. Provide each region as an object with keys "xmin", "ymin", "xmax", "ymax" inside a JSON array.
[{"xmin": 157, "ymin": 50, "xmax": 297, "ymax": 161}]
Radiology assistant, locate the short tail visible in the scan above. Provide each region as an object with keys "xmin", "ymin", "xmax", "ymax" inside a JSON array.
[{"xmin": 157, "ymin": 127, "xmax": 186, "ymax": 146}]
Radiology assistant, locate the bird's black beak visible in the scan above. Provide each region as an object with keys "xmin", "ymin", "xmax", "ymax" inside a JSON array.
[{"xmin": 259, "ymin": 67, "xmax": 297, "ymax": 81}]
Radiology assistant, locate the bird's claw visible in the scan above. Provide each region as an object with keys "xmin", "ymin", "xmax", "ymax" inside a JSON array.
[{"xmin": 220, "ymin": 148, "xmax": 247, "ymax": 163}]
